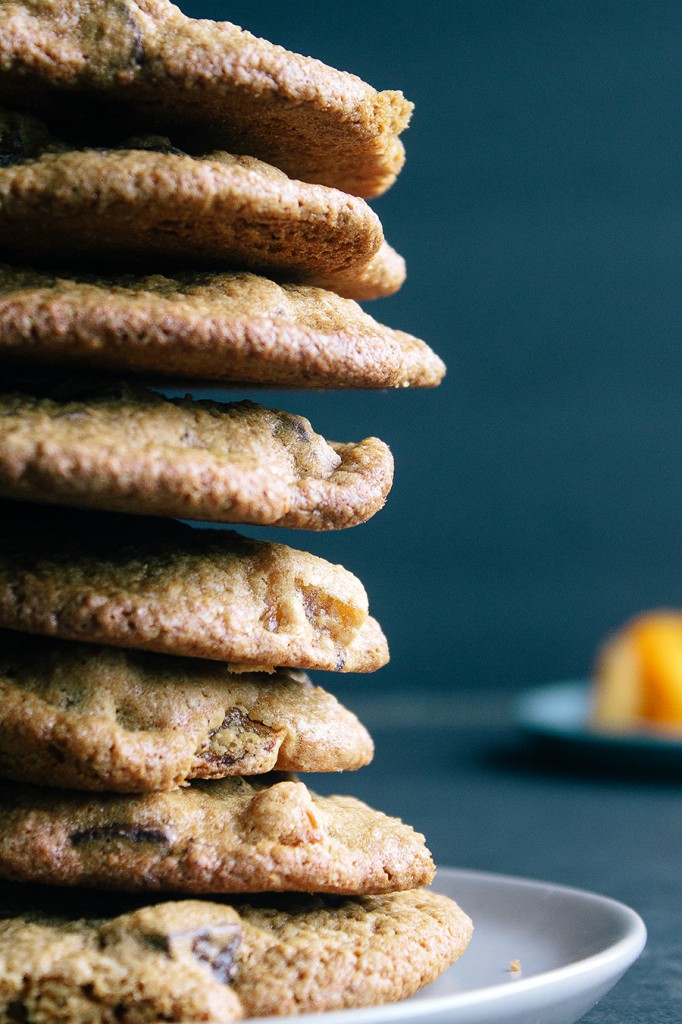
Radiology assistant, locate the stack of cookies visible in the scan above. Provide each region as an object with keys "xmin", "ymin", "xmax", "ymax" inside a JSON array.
[{"xmin": 0, "ymin": 2, "xmax": 472, "ymax": 1020}]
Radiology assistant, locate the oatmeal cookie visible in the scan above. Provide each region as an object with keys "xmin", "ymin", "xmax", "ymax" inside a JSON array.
[
  {"xmin": 0, "ymin": 383, "xmax": 394, "ymax": 528},
  {"xmin": 0, "ymin": 632, "xmax": 374, "ymax": 791},
  {"xmin": 0, "ymin": 888, "xmax": 472, "ymax": 1020},
  {"xmin": 0, "ymin": 502, "xmax": 389, "ymax": 671},
  {"xmin": 0, "ymin": 264, "xmax": 435, "ymax": 386},
  {"xmin": 0, "ymin": 774, "xmax": 434, "ymax": 894}
]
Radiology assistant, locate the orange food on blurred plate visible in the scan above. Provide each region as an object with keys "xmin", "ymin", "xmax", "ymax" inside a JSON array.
[{"xmin": 593, "ymin": 612, "xmax": 682, "ymax": 733}]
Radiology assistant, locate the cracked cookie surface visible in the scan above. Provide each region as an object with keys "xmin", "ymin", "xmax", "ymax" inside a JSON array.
[
  {"xmin": 0, "ymin": 774, "xmax": 434, "ymax": 894},
  {"xmin": 0, "ymin": 110, "xmax": 402, "ymax": 299},
  {"xmin": 0, "ymin": 264, "xmax": 443, "ymax": 387},
  {"xmin": 0, "ymin": 888, "xmax": 472, "ymax": 1020},
  {"xmin": 0, "ymin": 632, "xmax": 374, "ymax": 791},
  {"xmin": 0, "ymin": 383, "xmax": 394, "ymax": 528},
  {"xmin": 0, "ymin": 502, "xmax": 389, "ymax": 671},
  {"xmin": 0, "ymin": 0, "xmax": 412, "ymax": 198}
]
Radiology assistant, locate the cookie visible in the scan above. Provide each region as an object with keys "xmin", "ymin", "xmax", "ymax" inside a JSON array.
[
  {"xmin": 0, "ymin": 773, "xmax": 434, "ymax": 894},
  {"xmin": 0, "ymin": 889, "xmax": 472, "ymax": 1021},
  {"xmin": 0, "ymin": 632, "xmax": 374, "ymax": 792},
  {"xmin": 0, "ymin": 264, "xmax": 435, "ymax": 387},
  {"xmin": 0, "ymin": 111, "xmax": 401, "ymax": 300},
  {"xmin": 0, "ymin": 383, "xmax": 394, "ymax": 529},
  {"xmin": 0, "ymin": 502, "xmax": 388, "ymax": 671},
  {"xmin": 0, "ymin": 0, "xmax": 412, "ymax": 199}
]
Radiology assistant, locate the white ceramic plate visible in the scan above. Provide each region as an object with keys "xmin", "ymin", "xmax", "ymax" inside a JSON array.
[
  {"xmin": 516, "ymin": 680, "xmax": 682, "ymax": 772},
  {"xmin": 249, "ymin": 866, "xmax": 646, "ymax": 1024}
]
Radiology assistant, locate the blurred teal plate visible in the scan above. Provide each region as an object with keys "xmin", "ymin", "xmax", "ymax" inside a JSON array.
[
  {"xmin": 250, "ymin": 867, "xmax": 646, "ymax": 1024},
  {"xmin": 516, "ymin": 680, "xmax": 682, "ymax": 771}
]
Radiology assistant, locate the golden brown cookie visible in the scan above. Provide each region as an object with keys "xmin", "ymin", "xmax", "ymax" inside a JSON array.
[
  {"xmin": 0, "ymin": 632, "xmax": 374, "ymax": 792},
  {"xmin": 0, "ymin": 110, "xmax": 402, "ymax": 300},
  {"xmin": 0, "ymin": 383, "xmax": 394, "ymax": 529},
  {"xmin": 0, "ymin": 889, "xmax": 472, "ymax": 1021},
  {"xmin": 0, "ymin": 774, "xmax": 434, "ymax": 894},
  {"xmin": 0, "ymin": 264, "xmax": 440, "ymax": 387},
  {"xmin": 0, "ymin": 0, "xmax": 412, "ymax": 198},
  {"xmin": 0, "ymin": 502, "xmax": 388, "ymax": 671}
]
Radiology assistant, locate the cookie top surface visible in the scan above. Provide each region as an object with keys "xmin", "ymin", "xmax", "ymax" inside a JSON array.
[
  {"xmin": 0, "ymin": 773, "xmax": 435, "ymax": 895},
  {"xmin": 0, "ymin": 383, "xmax": 394, "ymax": 528},
  {"xmin": 0, "ymin": 0, "xmax": 412, "ymax": 198},
  {"xmin": 0, "ymin": 502, "xmax": 389, "ymax": 671},
  {"xmin": 0, "ymin": 889, "xmax": 472, "ymax": 1021},
  {"xmin": 0, "ymin": 110, "xmax": 400, "ymax": 299},
  {"xmin": 0, "ymin": 264, "xmax": 443, "ymax": 387},
  {"xmin": 0, "ymin": 632, "xmax": 374, "ymax": 791}
]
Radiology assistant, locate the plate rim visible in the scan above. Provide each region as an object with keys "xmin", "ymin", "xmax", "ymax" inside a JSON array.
[
  {"xmin": 516, "ymin": 678, "xmax": 682, "ymax": 750},
  {"xmin": 247, "ymin": 865, "xmax": 647, "ymax": 1024}
]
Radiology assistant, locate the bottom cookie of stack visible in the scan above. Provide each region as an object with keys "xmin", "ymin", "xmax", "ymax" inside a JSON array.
[{"xmin": 0, "ymin": 887, "xmax": 473, "ymax": 1021}]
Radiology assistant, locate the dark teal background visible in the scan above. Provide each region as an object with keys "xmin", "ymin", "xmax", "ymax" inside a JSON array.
[{"xmin": 175, "ymin": 1, "xmax": 682, "ymax": 696}]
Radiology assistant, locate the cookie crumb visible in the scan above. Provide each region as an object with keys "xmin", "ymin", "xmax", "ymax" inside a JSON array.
[{"xmin": 509, "ymin": 959, "xmax": 522, "ymax": 973}]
